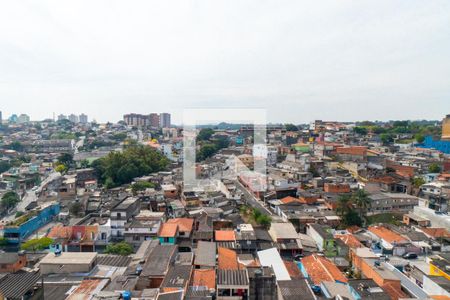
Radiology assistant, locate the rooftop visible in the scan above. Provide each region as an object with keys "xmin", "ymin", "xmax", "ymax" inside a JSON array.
[{"xmin": 40, "ymin": 252, "xmax": 97, "ymax": 265}]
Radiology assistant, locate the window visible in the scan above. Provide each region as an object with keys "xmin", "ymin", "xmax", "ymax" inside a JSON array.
[{"xmin": 133, "ymin": 235, "xmax": 140, "ymax": 241}]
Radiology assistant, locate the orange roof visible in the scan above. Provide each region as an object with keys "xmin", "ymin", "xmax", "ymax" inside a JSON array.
[
  {"xmin": 218, "ymin": 247, "xmax": 239, "ymax": 270},
  {"xmin": 280, "ymin": 196, "xmax": 301, "ymax": 204},
  {"xmin": 159, "ymin": 223, "xmax": 178, "ymax": 237},
  {"xmin": 336, "ymin": 146, "xmax": 367, "ymax": 156},
  {"xmin": 167, "ymin": 218, "xmax": 194, "ymax": 233},
  {"xmin": 215, "ymin": 230, "xmax": 236, "ymax": 241},
  {"xmin": 421, "ymin": 227, "xmax": 450, "ymax": 238},
  {"xmin": 47, "ymin": 225, "xmax": 73, "ymax": 239},
  {"xmin": 335, "ymin": 234, "xmax": 363, "ymax": 249},
  {"xmin": 368, "ymin": 226, "xmax": 406, "ymax": 244},
  {"xmin": 382, "ymin": 282, "xmax": 408, "ymax": 300},
  {"xmin": 283, "ymin": 260, "xmax": 301, "ymax": 279},
  {"xmin": 301, "ymin": 254, "xmax": 348, "ymax": 285},
  {"xmin": 191, "ymin": 269, "xmax": 216, "ymax": 290},
  {"xmin": 370, "ymin": 176, "xmax": 398, "ymax": 184}
]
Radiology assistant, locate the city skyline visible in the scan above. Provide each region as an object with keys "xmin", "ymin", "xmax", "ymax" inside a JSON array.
[{"xmin": 1, "ymin": 1, "xmax": 449, "ymax": 123}]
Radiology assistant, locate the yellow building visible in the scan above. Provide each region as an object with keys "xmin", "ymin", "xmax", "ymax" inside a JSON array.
[
  {"xmin": 429, "ymin": 255, "xmax": 450, "ymax": 281},
  {"xmin": 442, "ymin": 114, "xmax": 450, "ymax": 141}
]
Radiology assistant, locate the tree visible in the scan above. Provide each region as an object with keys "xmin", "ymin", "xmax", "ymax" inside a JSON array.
[
  {"xmin": 197, "ymin": 128, "xmax": 214, "ymax": 141},
  {"xmin": 342, "ymin": 210, "xmax": 363, "ymax": 227},
  {"xmin": 336, "ymin": 194, "xmax": 353, "ymax": 218},
  {"xmin": 197, "ymin": 144, "xmax": 217, "ymax": 161},
  {"xmin": 380, "ymin": 133, "xmax": 393, "ymax": 145},
  {"xmin": 5, "ymin": 141, "xmax": 24, "ymax": 152},
  {"xmin": 69, "ymin": 202, "xmax": 83, "ymax": 216},
  {"xmin": 0, "ymin": 161, "xmax": 11, "ymax": 173},
  {"xmin": 104, "ymin": 242, "xmax": 133, "ymax": 256},
  {"xmin": 58, "ymin": 153, "xmax": 74, "ymax": 167},
  {"xmin": 55, "ymin": 163, "xmax": 68, "ymax": 173},
  {"xmin": 80, "ymin": 159, "xmax": 90, "ymax": 168},
  {"xmin": 285, "ymin": 124, "xmax": 299, "ymax": 131},
  {"xmin": 20, "ymin": 237, "xmax": 53, "ymax": 251},
  {"xmin": 255, "ymin": 214, "xmax": 272, "ymax": 228},
  {"xmin": 352, "ymin": 189, "xmax": 370, "ymax": 221},
  {"xmin": 1, "ymin": 191, "xmax": 20, "ymax": 209},
  {"xmin": 131, "ymin": 181, "xmax": 156, "ymax": 195},
  {"xmin": 353, "ymin": 127, "xmax": 368, "ymax": 135},
  {"xmin": 429, "ymin": 163, "xmax": 441, "ymax": 173},
  {"xmin": 412, "ymin": 177, "xmax": 425, "ymax": 188},
  {"xmin": 92, "ymin": 145, "xmax": 168, "ymax": 188},
  {"xmin": 415, "ymin": 133, "xmax": 425, "ymax": 144}
]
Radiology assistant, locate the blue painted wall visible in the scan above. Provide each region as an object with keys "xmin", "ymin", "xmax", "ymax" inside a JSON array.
[
  {"xmin": 419, "ymin": 136, "xmax": 450, "ymax": 154},
  {"xmin": 4, "ymin": 203, "xmax": 60, "ymax": 244}
]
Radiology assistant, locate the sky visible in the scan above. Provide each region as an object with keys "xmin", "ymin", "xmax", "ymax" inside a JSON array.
[{"xmin": 0, "ymin": 1, "xmax": 449, "ymax": 124}]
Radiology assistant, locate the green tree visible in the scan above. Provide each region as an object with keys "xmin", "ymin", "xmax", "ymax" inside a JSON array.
[
  {"xmin": 104, "ymin": 242, "xmax": 134, "ymax": 256},
  {"xmin": 58, "ymin": 153, "xmax": 74, "ymax": 167},
  {"xmin": 197, "ymin": 128, "xmax": 214, "ymax": 141},
  {"xmin": 69, "ymin": 202, "xmax": 83, "ymax": 216},
  {"xmin": 20, "ymin": 237, "xmax": 53, "ymax": 251},
  {"xmin": 131, "ymin": 181, "xmax": 156, "ymax": 195},
  {"xmin": 0, "ymin": 161, "xmax": 11, "ymax": 173},
  {"xmin": 428, "ymin": 163, "xmax": 441, "ymax": 173},
  {"xmin": 5, "ymin": 141, "xmax": 24, "ymax": 152},
  {"xmin": 336, "ymin": 194, "xmax": 353, "ymax": 218},
  {"xmin": 197, "ymin": 144, "xmax": 218, "ymax": 161},
  {"xmin": 92, "ymin": 145, "xmax": 168, "ymax": 188},
  {"xmin": 342, "ymin": 210, "xmax": 363, "ymax": 227},
  {"xmin": 414, "ymin": 133, "xmax": 425, "ymax": 144},
  {"xmin": 255, "ymin": 214, "xmax": 272, "ymax": 228},
  {"xmin": 412, "ymin": 177, "xmax": 425, "ymax": 188},
  {"xmin": 55, "ymin": 163, "xmax": 68, "ymax": 173},
  {"xmin": 1, "ymin": 191, "xmax": 20, "ymax": 209},
  {"xmin": 353, "ymin": 127, "xmax": 368, "ymax": 135},
  {"xmin": 380, "ymin": 133, "xmax": 393, "ymax": 145},
  {"xmin": 352, "ymin": 189, "xmax": 370, "ymax": 221},
  {"xmin": 285, "ymin": 124, "xmax": 299, "ymax": 131}
]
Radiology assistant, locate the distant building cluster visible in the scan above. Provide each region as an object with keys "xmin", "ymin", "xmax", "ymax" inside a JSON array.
[
  {"xmin": 123, "ymin": 112, "xmax": 171, "ymax": 128},
  {"xmin": 58, "ymin": 113, "xmax": 89, "ymax": 124}
]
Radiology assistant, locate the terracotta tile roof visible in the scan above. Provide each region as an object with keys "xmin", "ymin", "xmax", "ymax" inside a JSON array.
[
  {"xmin": 368, "ymin": 226, "xmax": 406, "ymax": 244},
  {"xmin": 283, "ymin": 260, "xmax": 301, "ymax": 279},
  {"xmin": 370, "ymin": 176, "xmax": 398, "ymax": 184},
  {"xmin": 280, "ymin": 196, "xmax": 301, "ymax": 204},
  {"xmin": 167, "ymin": 218, "xmax": 194, "ymax": 233},
  {"xmin": 159, "ymin": 223, "xmax": 178, "ymax": 237},
  {"xmin": 382, "ymin": 282, "xmax": 408, "ymax": 300},
  {"xmin": 335, "ymin": 234, "xmax": 363, "ymax": 249},
  {"xmin": 191, "ymin": 269, "xmax": 216, "ymax": 290},
  {"xmin": 301, "ymin": 254, "xmax": 348, "ymax": 285},
  {"xmin": 421, "ymin": 227, "xmax": 450, "ymax": 238},
  {"xmin": 218, "ymin": 247, "xmax": 239, "ymax": 270},
  {"xmin": 47, "ymin": 225, "xmax": 73, "ymax": 239},
  {"xmin": 336, "ymin": 146, "xmax": 367, "ymax": 156},
  {"xmin": 215, "ymin": 230, "xmax": 236, "ymax": 241}
]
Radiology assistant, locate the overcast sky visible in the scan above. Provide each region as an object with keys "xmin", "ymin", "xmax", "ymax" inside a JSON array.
[{"xmin": 0, "ymin": 1, "xmax": 449, "ymax": 124}]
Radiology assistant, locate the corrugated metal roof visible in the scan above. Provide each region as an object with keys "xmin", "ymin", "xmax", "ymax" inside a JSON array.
[
  {"xmin": 216, "ymin": 269, "xmax": 249, "ymax": 286},
  {"xmin": 97, "ymin": 254, "xmax": 132, "ymax": 267},
  {"xmin": 0, "ymin": 270, "xmax": 40, "ymax": 298}
]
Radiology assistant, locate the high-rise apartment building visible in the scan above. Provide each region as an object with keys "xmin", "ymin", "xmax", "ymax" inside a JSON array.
[
  {"xmin": 79, "ymin": 113, "xmax": 88, "ymax": 124},
  {"xmin": 0, "ymin": 110, "xmax": 2, "ymax": 124},
  {"xmin": 123, "ymin": 113, "xmax": 149, "ymax": 127},
  {"xmin": 68, "ymin": 114, "xmax": 79, "ymax": 123},
  {"xmin": 160, "ymin": 113, "xmax": 171, "ymax": 128},
  {"xmin": 149, "ymin": 113, "xmax": 160, "ymax": 128},
  {"xmin": 58, "ymin": 114, "xmax": 67, "ymax": 121},
  {"xmin": 17, "ymin": 114, "xmax": 30, "ymax": 124}
]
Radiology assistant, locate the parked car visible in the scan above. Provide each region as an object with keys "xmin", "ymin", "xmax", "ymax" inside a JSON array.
[{"xmin": 402, "ymin": 252, "xmax": 418, "ymax": 259}]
